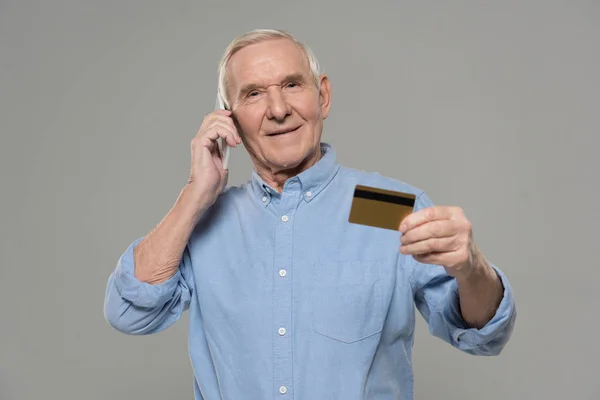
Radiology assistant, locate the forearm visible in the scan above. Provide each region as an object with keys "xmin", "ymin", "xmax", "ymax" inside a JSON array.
[
  {"xmin": 134, "ymin": 184, "xmax": 212, "ymax": 284},
  {"xmin": 456, "ymin": 246, "xmax": 504, "ymax": 329}
]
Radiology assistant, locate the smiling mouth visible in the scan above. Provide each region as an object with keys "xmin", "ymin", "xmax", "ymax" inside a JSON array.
[{"xmin": 267, "ymin": 126, "xmax": 301, "ymax": 136}]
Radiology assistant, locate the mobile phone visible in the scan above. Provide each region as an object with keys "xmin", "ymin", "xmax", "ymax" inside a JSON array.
[{"xmin": 215, "ymin": 93, "xmax": 231, "ymax": 170}]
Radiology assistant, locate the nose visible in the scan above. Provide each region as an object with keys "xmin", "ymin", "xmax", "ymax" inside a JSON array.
[{"xmin": 266, "ymin": 88, "xmax": 292, "ymax": 121}]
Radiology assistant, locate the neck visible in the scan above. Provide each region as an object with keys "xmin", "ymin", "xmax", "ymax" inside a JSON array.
[{"xmin": 255, "ymin": 147, "xmax": 323, "ymax": 193}]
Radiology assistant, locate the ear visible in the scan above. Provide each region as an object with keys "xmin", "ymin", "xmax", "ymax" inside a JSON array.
[{"xmin": 318, "ymin": 74, "xmax": 331, "ymax": 119}]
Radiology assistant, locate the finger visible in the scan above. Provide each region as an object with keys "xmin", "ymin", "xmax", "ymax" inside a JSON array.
[
  {"xmin": 399, "ymin": 206, "xmax": 454, "ymax": 233},
  {"xmin": 400, "ymin": 219, "xmax": 459, "ymax": 245},
  {"xmin": 205, "ymin": 143, "xmax": 228, "ymax": 173},
  {"xmin": 223, "ymin": 119, "xmax": 242, "ymax": 144},
  {"xmin": 413, "ymin": 250, "xmax": 465, "ymax": 269},
  {"xmin": 212, "ymin": 109, "xmax": 232, "ymax": 116},
  {"xmin": 194, "ymin": 134, "xmax": 224, "ymax": 160},
  {"xmin": 202, "ymin": 122, "xmax": 239, "ymax": 147},
  {"xmin": 211, "ymin": 115, "xmax": 242, "ymax": 143},
  {"xmin": 205, "ymin": 113, "xmax": 242, "ymax": 143},
  {"xmin": 399, "ymin": 236, "xmax": 459, "ymax": 255},
  {"xmin": 413, "ymin": 252, "xmax": 440, "ymax": 265},
  {"xmin": 413, "ymin": 252, "xmax": 446, "ymax": 266},
  {"xmin": 199, "ymin": 144, "xmax": 222, "ymax": 170}
]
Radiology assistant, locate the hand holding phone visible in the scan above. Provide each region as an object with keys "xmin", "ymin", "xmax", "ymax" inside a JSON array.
[{"xmin": 187, "ymin": 94, "xmax": 240, "ymax": 203}]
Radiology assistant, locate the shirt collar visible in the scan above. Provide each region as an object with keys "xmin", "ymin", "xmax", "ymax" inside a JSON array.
[{"xmin": 250, "ymin": 142, "xmax": 340, "ymax": 204}]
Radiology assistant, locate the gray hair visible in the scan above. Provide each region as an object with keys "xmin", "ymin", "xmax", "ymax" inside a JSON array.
[{"xmin": 217, "ymin": 29, "xmax": 322, "ymax": 109}]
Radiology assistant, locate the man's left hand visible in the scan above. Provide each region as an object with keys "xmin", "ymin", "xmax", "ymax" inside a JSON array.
[{"xmin": 399, "ymin": 206, "xmax": 476, "ymax": 280}]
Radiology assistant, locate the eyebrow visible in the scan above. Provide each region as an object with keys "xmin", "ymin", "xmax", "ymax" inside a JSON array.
[{"xmin": 239, "ymin": 73, "xmax": 307, "ymax": 98}]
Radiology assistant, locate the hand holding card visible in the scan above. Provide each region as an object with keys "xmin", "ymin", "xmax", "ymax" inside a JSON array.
[
  {"xmin": 348, "ymin": 184, "xmax": 477, "ymax": 279},
  {"xmin": 399, "ymin": 205, "xmax": 475, "ymax": 279}
]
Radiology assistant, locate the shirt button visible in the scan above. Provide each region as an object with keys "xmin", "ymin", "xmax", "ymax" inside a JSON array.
[
  {"xmin": 281, "ymin": 215, "xmax": 289, "ymax": 222},
  {"xmin": 306, "ymin": 191, "xmax": 312, "ymax": 197},
  {"xmin": 279, "ymin": 269, "xmax": 287, "ymax": 277},
  {"xmin": 278, "ymin": 327, "xmax": 286, "ymax": 336},
  {"xmin": 279, "ymin": 386, "xmax": 287, "ymax": 394}
]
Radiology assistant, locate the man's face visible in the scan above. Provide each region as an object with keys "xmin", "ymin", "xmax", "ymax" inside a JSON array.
[{"xmin": 226, "ymin": 38, "xmax": 331, "ymax": 174}]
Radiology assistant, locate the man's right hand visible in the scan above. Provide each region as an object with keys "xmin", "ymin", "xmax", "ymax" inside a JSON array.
[{"xmin": 188, "ymin": 109, "xmax": 242, "ymax": 206}]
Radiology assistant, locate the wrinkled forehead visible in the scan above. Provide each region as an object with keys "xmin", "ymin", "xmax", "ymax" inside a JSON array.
[{"xmin": 228, "ymin": 39, "xmax": 311, "ymax": 91}]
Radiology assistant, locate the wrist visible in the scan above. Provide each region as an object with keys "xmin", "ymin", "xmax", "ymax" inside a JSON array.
[
  {"xmin": 179, "ymin": 184, "xmax": 214, "ymax": 219},
  {"xmin": 455, "ymin": 242, "xmax": 488, "ymax": 284},
  {"xmin": 454, "ymin": 244, "xmax": 492, "ymax": 285}
]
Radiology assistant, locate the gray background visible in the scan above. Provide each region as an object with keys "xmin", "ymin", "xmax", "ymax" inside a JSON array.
[{"xmin": 1, "ymin": 0, "xmax": 598, "ymax": 399}]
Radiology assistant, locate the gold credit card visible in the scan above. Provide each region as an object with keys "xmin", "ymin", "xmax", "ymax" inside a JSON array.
[{"xmin": 348, "ymin": 184, "xmax": 416, "ymax": 231}]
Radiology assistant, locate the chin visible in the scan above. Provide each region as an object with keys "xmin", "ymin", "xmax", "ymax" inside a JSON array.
[
  {"xmin": 267, "ymin": 151, "xmax": 305, "ymax": 171},
  {"xmin": 273, "ymin": 156, "xmax": 304, "ymax": 170},
  {"xmin": 257, "ymin": 139, "xmax": 319, "ymax": 171}
]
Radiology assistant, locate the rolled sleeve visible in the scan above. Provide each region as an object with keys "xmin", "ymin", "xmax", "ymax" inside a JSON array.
[
  {"xmin": 104, "ymin": 237, "xmax": 194, "ymax": 335},
  {"xmin": 441, "ymin": 263, "xmax": 517, "ymax": 355},
  {"xmin": 112, "ymin": 237, "xmax": 181, "ymax": 309}
]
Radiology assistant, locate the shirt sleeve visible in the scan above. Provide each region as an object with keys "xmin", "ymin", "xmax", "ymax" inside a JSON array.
[
  {"xmin": 103, "ymin": 237, "xmax": 195, "ymax": 335},
  {"xmin": 409, "ymin": 191, "xmax": 517, "ymax": 356}
]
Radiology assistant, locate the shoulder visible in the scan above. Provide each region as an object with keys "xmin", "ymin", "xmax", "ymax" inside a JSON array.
[
  {"xmin": 205, "ymin": 182, "xmax": 251, "ymax": 213},
  {"xmin": 195, "ymin": 182, "xmax": 250, "ymax": 219},
  {"xmin": 220, "ymin": 182, "xmax": 249, "ymax": 200},
  {"xmin": 336, "ymin": 165, "xmax": 435, "ymax": 210},
  {"xmin": 190, "ymin": 182, "xmax": 250, "ymax": 236}
]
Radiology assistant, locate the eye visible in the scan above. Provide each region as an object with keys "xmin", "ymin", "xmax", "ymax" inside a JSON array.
[
  {"xmin": 248, "ymin": 91, "xmax": 259, "ymax": 97},
  {"xmin": 286, "ymin": 82, "xmax": 298, "ymax": 88}
]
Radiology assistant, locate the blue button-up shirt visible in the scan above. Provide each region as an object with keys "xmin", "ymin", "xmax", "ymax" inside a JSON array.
[{"xmin": 104, "ymin": 142, "xmax": 516, "ymax": 400}]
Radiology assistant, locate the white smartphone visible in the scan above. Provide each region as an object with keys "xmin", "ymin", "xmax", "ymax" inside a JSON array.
[{"xmin": 215, "ymin": 93, "xmax": 231, "ymax": 170}]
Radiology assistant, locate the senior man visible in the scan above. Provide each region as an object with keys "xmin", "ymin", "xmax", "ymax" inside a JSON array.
[{"xmin": 104, "ymin": 29, "xmax": 516, "ymax": 399}]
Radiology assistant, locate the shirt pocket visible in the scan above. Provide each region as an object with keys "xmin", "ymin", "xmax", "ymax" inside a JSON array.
[{"xmin": 311, "ymin": 260, "xmax": 383, "ymax": 344}]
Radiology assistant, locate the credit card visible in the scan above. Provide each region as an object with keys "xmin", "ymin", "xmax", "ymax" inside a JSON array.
[{"xmin": 348, "ymin": 184, "xmax": 416, "ymax": 231}]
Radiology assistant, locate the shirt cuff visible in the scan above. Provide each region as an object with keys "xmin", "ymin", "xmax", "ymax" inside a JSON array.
[
  {"xmin": 113, "ymin": 237, "xmax": 182, "ymax": 308},
  {"xmin": 442, "ymin": 263, "xmax": 517, "ymax": 354}
]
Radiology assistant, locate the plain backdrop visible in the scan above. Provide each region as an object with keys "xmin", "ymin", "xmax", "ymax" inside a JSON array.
[{"xmin": 1, "ymin": 0, "xmax": 599, "ymax": 399}]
